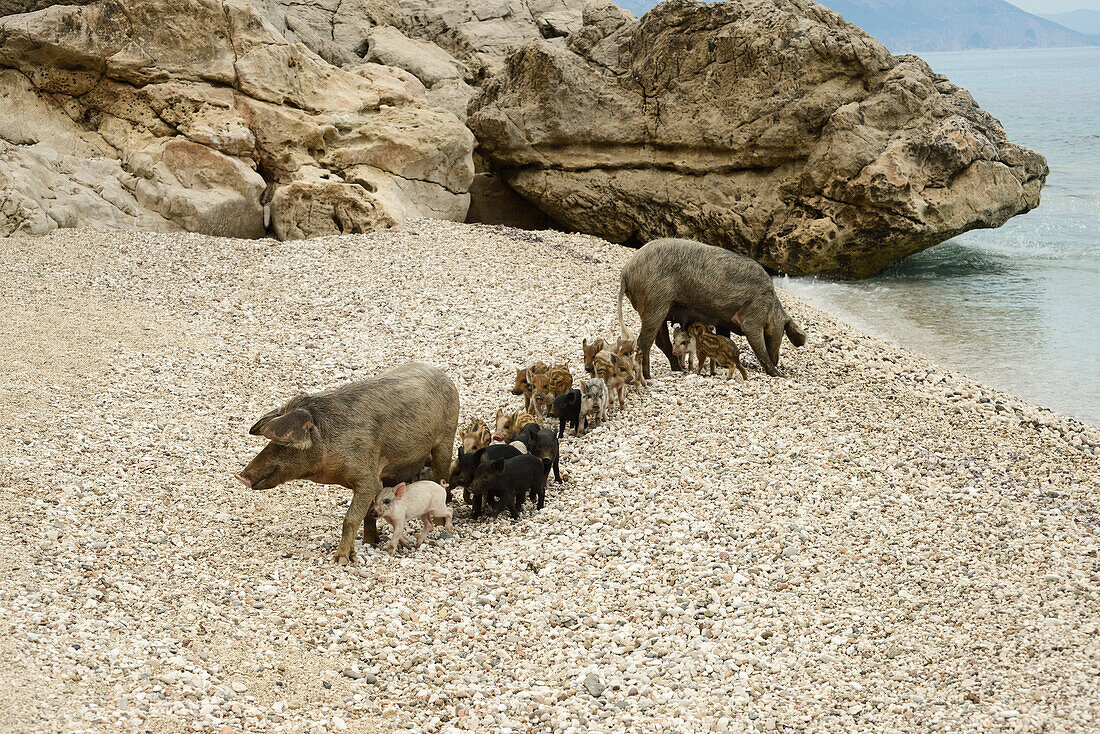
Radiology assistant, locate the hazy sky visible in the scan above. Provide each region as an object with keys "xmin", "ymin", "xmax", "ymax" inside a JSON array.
[{"xmin": 1012, "ymin": 0, "xmax": 1100, "ymax": 12}]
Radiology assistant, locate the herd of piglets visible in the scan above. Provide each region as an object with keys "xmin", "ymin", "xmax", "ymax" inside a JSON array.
[{"xmin": 236, "ymin": 238, "xmax": 806, "ymax": 563}]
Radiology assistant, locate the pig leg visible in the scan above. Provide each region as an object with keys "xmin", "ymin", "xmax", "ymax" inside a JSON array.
[
  {"xmin": 388, "ymin": 515, "xmax": 407, "ymax": 556},
  {"xmin": 429, "ymin": 442, "xmax": 453, "ymax": 489},
  {"xmin": 656, "ymin": 320, "xmax": 680, "ymax": 371},
  {"xmin": 765, "ymin": 326, "xmax": 784, "ymax": 369},
  {"xmin": 438, "ymin": 505, "xmax": 456, "ymax": 535},
  {"xmin": 508, "ymin": 490, "xmax": 524, "ymax": 520},
  {"xmin": 494, "ymin": 490, "xmax": 520, "ymax": 520},
  {"xmin": 400, "ymin": 515, "xmax": 416, "ymax": 548},
  {"xmin": 367, "ymin": 516, "xmax": 395, "ymax": 547},
  {"xmin": 745, "ymin": 327, "xmax": 782, "ymax": 377},
  {"xmin": 416, "ymin": 512, "xmax": 434, "ymax": 547},
  {"xmin": 736, "ymin": 356, "xmax": 749, "ymax": 381},
  {"xmin": 336, "ymin": 477, "xmax": 381, "ymax": 564},
  {"xmin": 429, "ymin": 442, "xmax": 455, "ymax": 521},
  {"xmin": 535, "ymin": 474, "xmax": 547, "ymax": 509},
  {"xmin": 637, "ymin": 305, "xmax": 668, "ymax": 381}
]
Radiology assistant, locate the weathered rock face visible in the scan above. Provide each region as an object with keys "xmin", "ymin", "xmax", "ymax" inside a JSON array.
[
  {"xmin": 468, "ymin": 0, "xmax": 1048, "ymax": 277},
  {"xmin": 255, "ymin": 0, "xmax": 591, "ymax": 143},
  {"xmin": 0, "ymin": 0, "xmax": 474, "ymax": 239},
  {"xmin": 255, "ymin": 0, "xmax": 590, "ymax": 83}
]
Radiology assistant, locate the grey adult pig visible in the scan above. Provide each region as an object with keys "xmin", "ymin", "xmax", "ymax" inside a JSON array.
[
  {"xmin": 236, "ymin": 363, "xmax": 460, "ymax": 565},
  {"xmin": 617, "ymin": 239, "xmax": 807, "ymax": 378}
]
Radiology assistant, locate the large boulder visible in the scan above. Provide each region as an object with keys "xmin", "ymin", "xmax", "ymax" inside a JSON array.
[
  {"xmin": 468, "ymin": 0, "xmax": 1048, "ymax": 277},
  {"xmin": 0, "ymin": 0, "xmax": 474, "ymax": 239}
]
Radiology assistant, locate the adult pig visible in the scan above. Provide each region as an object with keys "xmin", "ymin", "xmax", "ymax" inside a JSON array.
[
  {"xmin": 236, "ymin": 363, "xmax": 460, "ymax": 565},
  {"xmin": 618, "ymin": 239, "xmax": 806, "ymax": 378}
]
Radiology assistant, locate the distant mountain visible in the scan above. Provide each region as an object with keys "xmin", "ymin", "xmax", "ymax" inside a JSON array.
[
  {"xmin": 612, "ymin": 0, "xmax": 1099, "ymax": 52},
  {"xmin": 823, "ymin": 0, "xmax": 1098, "ymax": 51},
  {"xmin": 1041, "ymin": 9, "xmax": 1100, "ymax": 36}
]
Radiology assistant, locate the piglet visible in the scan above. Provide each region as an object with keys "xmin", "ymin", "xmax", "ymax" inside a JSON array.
[
  {"xmin": 370, "ymin": 480, "xmax": 455, "ymax": 556},
  {"xmin": 580, "ymin": 377, "xmax": 609, "ymax": 430},
  {"xmin": 449, "ymin": 443, "xmax": 522, "ymax": 517},
  {"xmin": 516, "ymin": 422, "xmax": 562, "ymax": 485},
  {"xmin": 671, "ymin": 325, "xmax": 698, "ymax": 372},
  {"xmin": 468, "ymin": 454, "xmax": 546, "ymax": 519},
  {"xmin": 551, "ymin": 389, "xmax": 583, "ymax": 438}
]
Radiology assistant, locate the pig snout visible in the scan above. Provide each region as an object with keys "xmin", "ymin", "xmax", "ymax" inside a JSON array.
[{"xmin": 237, "ymin": 465, "xmax": 276, "ymax": 490}]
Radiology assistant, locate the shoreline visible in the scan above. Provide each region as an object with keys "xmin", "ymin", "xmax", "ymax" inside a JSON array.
[
  {"xmin": 778, "ymin": 272, "xmax": 1100, "ymax": 431},
  {"xmin": 1, "ymin": 220, "xmax": 1098, "ymax": 732}
]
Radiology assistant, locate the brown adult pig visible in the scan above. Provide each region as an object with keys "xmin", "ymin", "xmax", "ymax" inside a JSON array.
[
  {"xmin": 618, "ymin": 238, "xmax": 806, "ymax": 378},
  {"xmin": 236, "ymin": 363, "xmax": 460, "ymax": 565}
]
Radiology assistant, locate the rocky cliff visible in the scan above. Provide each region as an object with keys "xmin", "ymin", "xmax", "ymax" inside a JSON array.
[
  {"xmin": 0, "ymin": 0, "xmax": 480, "ymax": 238},
  {"xmin": 1, "ymin": 0, "xmax": 1047, "ymax": 276}
]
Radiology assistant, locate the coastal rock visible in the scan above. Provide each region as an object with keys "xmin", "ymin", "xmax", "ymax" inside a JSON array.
[
  {"xmin": 468, "ymin": 0, "xmax": 1049, "ymax": 277},
  {"xmin": 365, "ymin": 25, "xmax": 467, "ymax": 88},
  {"xmin": 255, "ymin": 0, "xmax": 589, "ymax": 82},
  {"xmin": 0, "ymin": 0, "xmax": 474, "ymax": 238},
  {"xmin": 384, "ymin": 0, "xmax": 589, "ymax": 81},
  {"xmin": 270, "ymin": 181, "xmax": 398, "ymax": 240}
]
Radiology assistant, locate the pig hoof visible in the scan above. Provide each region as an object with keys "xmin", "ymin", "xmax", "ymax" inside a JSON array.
[{"xmin": 334, "ymin": 550, "xmax": 355, "ymax": 566}]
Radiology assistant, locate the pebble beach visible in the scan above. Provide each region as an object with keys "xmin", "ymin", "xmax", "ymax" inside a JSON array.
[{"xmin": 1, "ymin": 219, "xmax": 1098, "ymax": 733}]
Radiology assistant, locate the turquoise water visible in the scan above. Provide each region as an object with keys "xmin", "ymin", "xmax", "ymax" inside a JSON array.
[{"xmin": 782, "ymin": 46, "xmax": 1100, "ymax": 426}]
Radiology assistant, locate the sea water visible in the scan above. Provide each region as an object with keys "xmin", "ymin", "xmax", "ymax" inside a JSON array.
[{"xmin": 781, "ymin": 46, "xmax": 1100, "ymax": 426}]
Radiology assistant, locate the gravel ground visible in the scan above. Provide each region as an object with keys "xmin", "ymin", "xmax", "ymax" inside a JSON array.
[{"xmin": 1, "ymin": 219, "xmax": 1098, "ymax": 734}]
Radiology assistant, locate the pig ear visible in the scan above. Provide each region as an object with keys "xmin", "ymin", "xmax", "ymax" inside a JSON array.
[
  {"xmin": 394, "ymin": 482, "xmax": 407, "ymax": 500},
  {"xmin": 248, "ymin": 406, "xmax": 285, "ymax": 436},
  {"xmin": 256, "ymin": 408, "xmax": 314, "ymax": 448}
]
